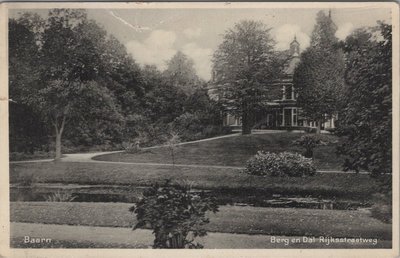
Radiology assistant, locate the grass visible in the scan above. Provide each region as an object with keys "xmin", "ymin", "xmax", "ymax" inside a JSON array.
[
  {"xmin": 10, "ymin": 162, "xmax": 379, "ymax": 198},
  {"xmin": 10, "ymin": 202, "xmax": 392, "ymax": 240},
  {"xmin": 94, "ymin": 133, "xmax": 344, "ymax": 170},
  {"xmin": 10, "ymin": 151, "xmax": 54, "ymax": 161}
]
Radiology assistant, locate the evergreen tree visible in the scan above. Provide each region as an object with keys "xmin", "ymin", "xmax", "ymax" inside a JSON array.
[{"xmin": 293, "ymin": 11, "xmax": 345, "ymax": 133}]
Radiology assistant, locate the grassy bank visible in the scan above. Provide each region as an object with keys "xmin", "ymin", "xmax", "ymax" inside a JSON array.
[
  {"xmin": 10, "ymin": 202, "xmax": 391, "ymax": 240},
  {"xmin": 10, "ymin": 162, "xmax": 378, "ymax": 198},
  {"xmin": 10, "ymin": 222, "xmax": 392, "ymax": 249},
  {"xmin": 94, "ymin": 133, "xmax": 344, "ymax": 170}
]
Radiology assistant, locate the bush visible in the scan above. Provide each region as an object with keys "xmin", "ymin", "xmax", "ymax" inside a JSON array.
[
  {"xmin": 303, "ymin": 127, "xmax": 318, "ymax": 133},
  {"xmin": 45, "ymin": 190, "xmax": 77, "ymax": 202},
  {"xmin": 293, "ymin": 134, "xmax": 336, "ymax": 158},
  {"xmin": 171, "ymin": 113, "xmax": 203, "ymax": 141},
  {"xmin": 370, "ymin": 193, "xmax": 392, "ymax": 223},
  {"xmin": 244, "ymin": 151, "xmax": 316, "ymax": 177},
  {"xmin": 9, "ymin": 151, "xmax": 55, "ymax": 161},
  {"xmin": 325, "ymin": 128, "xmax": 336, "ymax": 134},
  {"xmin": 121, "ymin": 134, "xmax": 149, "ymax": 154},
  {"xmin": 16, "ymin": 172, "xmax": 38, "ymax": 186},
  {"xmin": 202, "ymin": 125, "xmax": 233, "ymax": 138},
  {"xmin": 130, "ymin": 181, "xmax": 219, "ymax": 249}
]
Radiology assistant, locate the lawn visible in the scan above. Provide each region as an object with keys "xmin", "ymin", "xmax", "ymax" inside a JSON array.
[
  {"xmin": 10, "ymin": 237, "xmax": 148, "ymax": 248},
  {"xmin": 10, "ymin": 202, "xmax": 392, "ymax": 240},
  {"xmin": 10, "ymin": 162, "xmax": 379, "ymax": 198},
  {"xmin": 94, "ymin": 132, "xmax": 344, "ymax": 170}
]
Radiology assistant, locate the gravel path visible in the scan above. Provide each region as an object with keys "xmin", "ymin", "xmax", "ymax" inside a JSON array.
[{"xmin": 9, "ymin": 131, "xmax": 368, "ymax": 174}]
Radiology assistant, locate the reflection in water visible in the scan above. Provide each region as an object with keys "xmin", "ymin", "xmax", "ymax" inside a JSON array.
[{"xmin": 10, "ymin": 185, "xmax": 371, "ymax": 210}]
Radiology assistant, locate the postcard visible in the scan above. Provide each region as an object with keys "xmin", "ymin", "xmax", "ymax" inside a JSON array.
[{"xmin": 0, "ymin": 2, "xmax": 398, "ymax": 258}]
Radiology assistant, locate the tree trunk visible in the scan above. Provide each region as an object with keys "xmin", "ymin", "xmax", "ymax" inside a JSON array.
[
  {"xmin": 53, "ymin": 115, "xmax": 66, "ymax": 161},
  {"xmin": 315, "ymin": 120, "xmax": 321, "ymax": 134},
  {"xmin": 242, "ymin": 111, "xmax": 252, "ymax": 135},
  {"xmin": 304, "ymin": 149, "xmax": 313, "ymax": 158},
  {"xmin": 168, "ymin": 233, "xmax": 185, "ymax": 248},
  {"xmin": 55, "ymin": 131, "xmax": 62, "ymax": 161}
]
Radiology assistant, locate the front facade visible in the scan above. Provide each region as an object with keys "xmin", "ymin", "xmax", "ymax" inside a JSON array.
[{"xmin": 220, "ymin": 37, "xmax": 336, "ymax": 131}]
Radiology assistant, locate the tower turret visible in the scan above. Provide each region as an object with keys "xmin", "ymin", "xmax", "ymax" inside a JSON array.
[{"xmin": 289, "ymin": 36, "xmax": 300, "ymax": 56}]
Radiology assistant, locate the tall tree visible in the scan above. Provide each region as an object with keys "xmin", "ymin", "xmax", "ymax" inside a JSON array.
[
  {"xmin": 100, "ymin": 35, "xmax": 144, "ymax": 115},
  {"xmin": 212, "ymin": 20, "xmax": 279, "ymax": 134},
  {"xmin": 293, "ymin": 11, "xmax": 345, "ymax": 133},
  {"xmin": 12, "ymin": 9, "xmax": 124, "ymax": 159},
  {"xmin": 9, "ymin": 15, "xmax": 49, "ymax": 152},
  {"xmin": 336, "ymin": 22, "xmax": 392, "ymax": 177},
  {"xmin": 163, "ymin": 51, "xmax": 203, "ymax": 96}
]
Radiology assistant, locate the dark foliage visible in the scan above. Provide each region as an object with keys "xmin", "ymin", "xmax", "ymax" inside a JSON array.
[
  {"xmin": 130, "ymin": 181, "xmax": 219, "ymax": 248},
  {"xmin": 293, "ymin": 11, "xmax": 345, "ymax": 131},
  {"xmin": 9, "ymin": 10, "xmax": 224, "ymax": 158},
  {"xmin": 336, "ymin": 22, "xmax": 392, "ymax": 177},
  {"xmin": 212, "ymin": 20, "xmax": 282, "ymax": 134}
]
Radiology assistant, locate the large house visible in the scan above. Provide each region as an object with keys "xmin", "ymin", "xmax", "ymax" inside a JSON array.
[{"xmin": 212, "ymin": 37, "xmax": 336, "ymax": 131}]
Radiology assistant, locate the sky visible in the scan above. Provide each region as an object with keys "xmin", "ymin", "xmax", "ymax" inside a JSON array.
[{"xmin": 10, "ymin": 7, "xmax": 392, "ymax": 80}]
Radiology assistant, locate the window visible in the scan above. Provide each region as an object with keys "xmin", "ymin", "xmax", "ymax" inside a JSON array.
[{"xmin": 285, "ymin": 85, "xmax": 293, "ymax": 100}]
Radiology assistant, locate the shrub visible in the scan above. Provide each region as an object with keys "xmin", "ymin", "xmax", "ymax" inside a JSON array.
[
  {"xmin": 17, "ymin": 173, "xmax": 38, "ymax": 186},
  {"xmin": 9, "ymin": 151, "xmax": 55, "ymax": 161},
  {"xmin": 122, "ymin": 141, "xmax": 141, "ymax": 154},
  {"xmin": 130, "ymin": 181, "xmax": 219, "ymax": 249},
  {"xmin": 293, "ymin": 134, "xmax": 336, "ymax": 158},
  {"xmin": 244, "ymin": 151, "xmax": 316, "ymax": 177},
  {"xmin": 202, "ymin": 125, "xmax": 233, "ymax": 138},
  {"xmin": 325, "ymin": 128, "xmax": 336, "ymax": 134},
  {"xmin": 370, "ymin": 193, "xmax": 392, "ymax": 223},
  {"xmin": 45, "ymin": 190, "xmax": 77, "ymax": 202},
  {"xmin": 171, "ymin": 113, "xmax": 203, "ymax": 141},
  {"xmin": 165, "ymin": 132, "xmax": 181, "ymax": 167},
  {"xmin": 303, "ymin": 127, "xmax": 318, "ymax": 133}
]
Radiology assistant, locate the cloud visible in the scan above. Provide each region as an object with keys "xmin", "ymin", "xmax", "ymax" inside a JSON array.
[
  {"xmin": 183, "ymin": 28, "xmax": 202, "ymax": 39},
  {"xmin": 272, "ymin": 24, "xmax": 310, "ymax": 52},
  {"xmin": 125, "ymin": 30, "xmax": 212, "ymax": 80},
  {"xmin": 126, "ymin": 30, "xmax": 177, "ymax": 70},
  {"xmin": 182, "ymin": 43, "xmax": 213, "ymax": 80},
  {"xmin": 109, "ymin": 11, "xmax": 151, "ymax": 32},
  {"xmin": 336, "ymin": 22, "xmax": 354, "ymax": 40}
]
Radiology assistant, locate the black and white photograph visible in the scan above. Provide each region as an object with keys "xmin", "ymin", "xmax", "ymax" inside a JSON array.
[{"xmin": 1, "ymin": 2, "xmax": 399, "ymax": 257}]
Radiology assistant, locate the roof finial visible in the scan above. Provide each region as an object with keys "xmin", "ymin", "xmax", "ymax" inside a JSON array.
[
  {"xmin": 294, "ymin": 34, "xmax": 297, "ymax": 41},
  {"xmin": 328, "ymin": 9, "xmax": 331, "ymax": 18}
]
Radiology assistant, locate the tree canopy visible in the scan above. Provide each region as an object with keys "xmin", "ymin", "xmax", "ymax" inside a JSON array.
[
  {"xmin": 293, "ymin": 11, "xmax": 345, "ymax": 132},
  {"xmin": 336, "ymin": 22, "xmax": 392, "ymax": 177},
  {"xmin": 9, "ymin": 9, "xmax": 132, "ymax": 158},
  {"xmin": 163, "ymin": 51, "xmax": 203, "ymax": 96},
  {"xmin": 212, "ymin": 20, "xmax": 280, "ymax": 134},
  {"xmin": 9, "ymin": 9, "xmax": 224, "ymax": 157}
]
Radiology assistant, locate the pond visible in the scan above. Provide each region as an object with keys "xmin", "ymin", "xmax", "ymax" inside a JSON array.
[{"xmin": 10, "ymin": 184, "xmax": 371, "ymax": 210}]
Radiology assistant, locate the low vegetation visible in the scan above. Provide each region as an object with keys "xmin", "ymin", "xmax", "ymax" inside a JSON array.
[
  {"xmin": 10, "ymin": 202, "xmax": 392, "ymax": 240},
  {"xmin": 94, "ymin": 133, "xmax": 344, "ymax": 170},
  {"xmin": 130, "ymin": 181, "xmax": 219, "ymax": 248},
  {"xmin": 10, "ymin": 162, "xmax": 380, "ymax": 199},
  {"xmin": 245, "ymin": 151, "xmax": 316, "ymax": 177},
  {"xmin": 45, "ymin": 190, "xmax": 76, "ymax": 202},
  {"xmin": 293, "ymin": 134, "xmax": 337, "ymax": 158}
]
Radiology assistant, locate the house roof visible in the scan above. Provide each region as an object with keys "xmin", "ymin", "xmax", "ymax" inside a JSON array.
[{"xmin": 283, "ymin": 56, "xmax": 301, "ymax": 75}]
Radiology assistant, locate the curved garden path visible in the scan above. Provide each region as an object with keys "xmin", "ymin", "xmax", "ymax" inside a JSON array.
[{"xmin": 10, "ymin": 130, "xmax": 368, "ymax": 174}]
